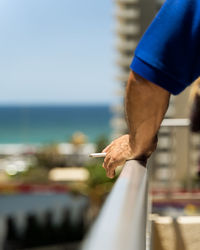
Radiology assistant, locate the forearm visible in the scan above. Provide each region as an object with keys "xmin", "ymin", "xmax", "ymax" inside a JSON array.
[{"xmin": 125, "ymin": 71, "xmax": 170, "ymax": 160}]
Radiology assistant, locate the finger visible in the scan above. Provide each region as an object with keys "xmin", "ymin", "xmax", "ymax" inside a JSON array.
[
  {"xmin": 103, "ymin": 154, "xmax": 111, "ymax": 170},
  {"xmin": 106, "ymin": 160, "xmax": 117, "ymax": 178},
  {"xmin": 109, "ymin": 169, "xmax": 115, "ymax": 179},
  {"xmin": 107, "ymin": 156, "xmax": 126, "ymax": 178},
  {"xmin": 102, "ymin": 143, "xmax": 113, "ymax": 153}
]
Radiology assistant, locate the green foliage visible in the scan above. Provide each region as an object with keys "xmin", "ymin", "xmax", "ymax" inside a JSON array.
[
  {"xmin": 35, "ymin": 144, "xmax": 61, "ymax": 169},
  {"xmin": 85, "ymin": 159, "xmax": 117, "ymax": 188},
  {"xmin": 10, "ymin": 165, "xmax": 49, "ymax": 183},
  {"xmin": 95, "ymin": 135, "xmax": 109, "ymax": 153}
]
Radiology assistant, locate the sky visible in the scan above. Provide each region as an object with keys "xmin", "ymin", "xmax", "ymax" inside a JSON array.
[{"xmin": 0, "ymin": 0, "xmax": 116, "ymax": 105}]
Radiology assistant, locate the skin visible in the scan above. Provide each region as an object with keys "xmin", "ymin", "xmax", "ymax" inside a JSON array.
[{"xmin": 102, "ymin": 70, "xmax": 170, "ymax": 178}]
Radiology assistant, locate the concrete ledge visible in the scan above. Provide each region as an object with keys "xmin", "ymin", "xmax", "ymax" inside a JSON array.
[{"xmin": 151, "ymin": 215, "xmax": 200, "ymax": 250}]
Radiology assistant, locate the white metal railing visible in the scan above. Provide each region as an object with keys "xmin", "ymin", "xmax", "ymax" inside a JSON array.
[
  {"xmin": 81, "ymin": 160, "xmax": 148, "ymax": 250},
  {"xmin": 161, "ymin": 118, "xmax": 190, "ymax": 127},
  {"xmin": 82, "ymin": 119, "xmax": 191, "ymax": 250}
]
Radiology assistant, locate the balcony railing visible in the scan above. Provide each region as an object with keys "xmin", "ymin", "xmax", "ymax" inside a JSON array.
[
  {"xmin": 115, "ymin": 0, "xmax": 139, "ymax": 3},
  {"xmin": 82, "ymin": 119, "xmax": 192, "ymax": 250},
  {"xmin": 81, "ymin": 160, "xmax": 148, "ymax": 250},
  {"xmin": 115, "ymin": 8, "xmax": 140, "ymax": 20},
  {"xmin": 116, "ymin": 24, "xmax": 140, "ymax": 36}
]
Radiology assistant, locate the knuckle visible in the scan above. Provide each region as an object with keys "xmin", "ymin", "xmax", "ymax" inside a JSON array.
[
  {"xmin": 111, "ymin": 154, "xmax": 119, "ymax": 163},
  {"xmin": 106, "ymin": 154, "xmax": 111, "ymax": 160},
  {"xmin": 111, "ymin": 156, "xmax": 117, "ymax": 162},
  {"xmin": 109, "ymin": 162, "xmax": 116, "ymax": 170},
  {"xmin": 104, "ymin": 163, "xmax": 108, "ymax": 170}
]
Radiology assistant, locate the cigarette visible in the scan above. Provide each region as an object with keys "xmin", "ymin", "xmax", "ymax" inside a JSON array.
[{"xmin": 89, "ymin": 153, "xmax": 107, "ymax": 158}]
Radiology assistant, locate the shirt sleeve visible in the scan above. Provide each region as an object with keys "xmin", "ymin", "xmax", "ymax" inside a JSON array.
[{"xmin": 130, "ymin": 0, "xmax": 200, "ymax": 95}]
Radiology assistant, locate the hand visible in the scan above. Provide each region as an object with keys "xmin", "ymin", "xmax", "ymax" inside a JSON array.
[{"xmin": 102, "ymin": 134, "xmax": 134, "ymax": 178}]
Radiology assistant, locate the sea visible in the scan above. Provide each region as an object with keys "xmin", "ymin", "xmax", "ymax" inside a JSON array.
[{"xmin": 0, "ymin": 105, "xmax": 112, "ymax": 144}]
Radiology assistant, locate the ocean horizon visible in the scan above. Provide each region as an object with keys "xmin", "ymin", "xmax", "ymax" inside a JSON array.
[{"xmin": 0, "ymin": 105, "xmax": 112, "ymax": 144}]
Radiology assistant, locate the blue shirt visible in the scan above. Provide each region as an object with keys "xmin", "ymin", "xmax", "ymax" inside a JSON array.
[{"xmin": 130, "ymin": 0, "xmax": 200, "ymax": 95}]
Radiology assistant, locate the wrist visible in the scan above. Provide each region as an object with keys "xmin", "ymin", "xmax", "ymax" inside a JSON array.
[
  {"xmin": 128, "ymin": 133, "xmax": 157, "ymax": 161},
  {"xmin": 128, "ymin": 134, "xmax": 135, "ymax": 149}
]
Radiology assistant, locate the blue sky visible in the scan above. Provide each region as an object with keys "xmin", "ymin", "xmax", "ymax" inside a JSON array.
[{"xmin": 0, "ymin": 0, "xmax": 116, "ymax": 105}]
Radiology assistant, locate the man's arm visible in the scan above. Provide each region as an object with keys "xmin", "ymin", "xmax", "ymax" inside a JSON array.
[
  {"xmin": 102, "ymin": 0, "xmax": 200, "ymax": 178},
  {"xmin": 103, "ymin": 71, "xmax": 170, "ymax": 178},
  {"xmin": 125, "ymin": 71, "xmax": 170, "ymax": 159}
]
